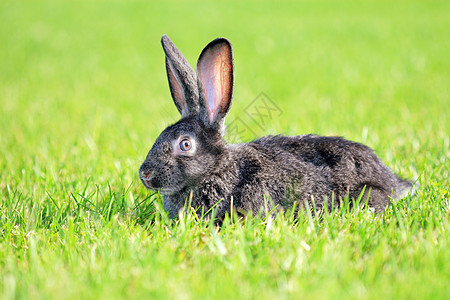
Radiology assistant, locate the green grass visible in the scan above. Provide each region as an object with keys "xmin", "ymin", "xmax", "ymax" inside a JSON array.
[{"xmin": 0, "ymin": 0, "xmax": 449, "ymax": 299}]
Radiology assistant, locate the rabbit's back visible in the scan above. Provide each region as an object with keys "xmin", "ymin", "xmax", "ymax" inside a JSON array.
[{"xmin": 241, "ymin": 134, "xmax": 412, "ymax": 212}]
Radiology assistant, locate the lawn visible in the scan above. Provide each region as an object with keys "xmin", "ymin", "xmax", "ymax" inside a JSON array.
[{"xmin": 0, "ymin": 0, "xmax": 449, "ymax": 299}]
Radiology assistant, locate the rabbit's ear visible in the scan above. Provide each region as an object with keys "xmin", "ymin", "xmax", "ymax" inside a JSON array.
[
  {"xmin": 196, "ymin": 38, "xmax": 234, "ymax": 127},
  {"xmin": 161, "ymin": 35, "xmax": 199, "ymax": 117}
]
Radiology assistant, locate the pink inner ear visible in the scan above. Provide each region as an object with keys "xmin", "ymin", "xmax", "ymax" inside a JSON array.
[
  {"xmin": 198, "ymin": 45, "xmax": 232, "ymax": 122},
  {"xmin": 204, "ymin": 60, "xmax": 222, "ymax": 120}
]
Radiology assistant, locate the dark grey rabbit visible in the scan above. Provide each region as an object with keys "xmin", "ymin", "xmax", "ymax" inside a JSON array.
[{"xmin": 139, "ymin": 35, "xmax": 413, "ymax": 219}]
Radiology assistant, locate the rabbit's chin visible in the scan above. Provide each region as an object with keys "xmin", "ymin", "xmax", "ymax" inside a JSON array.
[{"xmin": 159, "ymin": 187, "xmax": 183, "ymax": 196}]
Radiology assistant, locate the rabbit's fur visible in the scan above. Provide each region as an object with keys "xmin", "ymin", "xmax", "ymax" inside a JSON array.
[{"xmin": 139, "ymin": 35, "xmax": 413, "ymax": 219}]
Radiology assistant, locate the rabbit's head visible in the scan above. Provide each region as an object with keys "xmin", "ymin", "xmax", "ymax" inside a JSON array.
[{"xmin": 139, "ymin": 35, "xmax": 234, "ymax": 194}]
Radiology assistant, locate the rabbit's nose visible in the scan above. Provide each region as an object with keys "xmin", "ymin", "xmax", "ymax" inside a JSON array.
[{"xmin": 139, "ymin": 167, "xmax": 153, "ymax": 180}]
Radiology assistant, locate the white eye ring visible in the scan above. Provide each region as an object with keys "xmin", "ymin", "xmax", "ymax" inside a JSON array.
[{"xmin": 173, "ymin": 136, "xmax": 196, "ymax": 156}]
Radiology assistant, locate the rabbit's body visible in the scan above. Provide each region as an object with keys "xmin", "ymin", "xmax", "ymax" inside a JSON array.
[
  {"xmin": 158, "ymin": 120, "xmax": 411, "ymax": 219},
  {"xmin": 139, "ymin": 35, "xmax": 413, "ymax": 219}
]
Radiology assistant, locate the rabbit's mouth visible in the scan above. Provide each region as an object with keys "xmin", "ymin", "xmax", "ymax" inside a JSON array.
[
  {"xmin": 139, "ymin": 165, "xmax": 187, "ymax": 195},
  {"xmin": 139, "ymin": 174, "xmax": 153, "ymax": 189},
  {"xmin": 141, "ymin": 178, "xmax": 183, "ymax": 196}
]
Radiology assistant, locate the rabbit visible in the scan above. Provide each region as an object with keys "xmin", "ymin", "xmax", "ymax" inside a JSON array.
[{"xmin": 139, "ymin": 35, "xmax": 414, "ymax": 220}]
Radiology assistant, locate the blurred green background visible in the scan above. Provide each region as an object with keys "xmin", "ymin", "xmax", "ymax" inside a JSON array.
[
  {"xmin": 1, "ymin": 0, "xmax": 448, "ymax": 188},
  {"xmin": 0, "ymin": 0, "xmax": 449, "ymax": 299}
]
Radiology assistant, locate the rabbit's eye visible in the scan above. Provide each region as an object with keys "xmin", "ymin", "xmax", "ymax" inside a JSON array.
[{"xmin": 179, "ymin": 139, "xmax": 192, "ymax": 151}]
